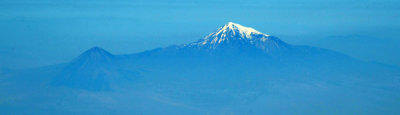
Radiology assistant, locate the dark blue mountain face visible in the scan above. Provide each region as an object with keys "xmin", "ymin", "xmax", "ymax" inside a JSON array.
[
  {"xmin": 52, "ymin": 47, "xmax": 138, "ymax": 91},
  {"xmin": 1, "ymin": 22, "xmax": 400, "ymax": 114}
]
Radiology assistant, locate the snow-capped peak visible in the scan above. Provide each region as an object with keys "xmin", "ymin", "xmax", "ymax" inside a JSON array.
[
  {"xmin": 191, "ymin": 22, "xmax": 272, "ymax": 47},
  {"xmin": 217, "ymin": 22, "xmax": 265, "ymax": 38}
]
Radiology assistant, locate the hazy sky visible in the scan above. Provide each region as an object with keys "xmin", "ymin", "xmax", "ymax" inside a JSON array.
[{"xmin": 0, "ymin": 0, "xmax": 399, "ymax": 69}]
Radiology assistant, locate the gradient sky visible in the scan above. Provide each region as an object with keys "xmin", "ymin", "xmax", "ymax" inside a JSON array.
[{"xmin": 0, "ymin": 0, "xmax": 399, "ymax": 69}]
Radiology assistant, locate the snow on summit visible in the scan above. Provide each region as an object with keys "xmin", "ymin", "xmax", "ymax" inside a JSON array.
[
  {"xmin": 217, "ymin": 22, "xmax": 266, "ymax": 38},
  {"xmin": 188, "ymin": 22, "xmax": 288, "ymax": 51},
  {"xmin": 192, "ymin": 22, "xmax": 272, "ymax": 46}
]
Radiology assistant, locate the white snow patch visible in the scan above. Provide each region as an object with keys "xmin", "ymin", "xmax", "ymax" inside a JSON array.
[{"xmin": 191, "ymin": 22, "xmax": 272, "ymax": 47}]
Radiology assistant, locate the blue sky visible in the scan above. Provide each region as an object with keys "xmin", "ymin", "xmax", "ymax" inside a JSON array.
[{"xmin": 0, "ymin": 0, "xmax": 400, "ymax": 69}]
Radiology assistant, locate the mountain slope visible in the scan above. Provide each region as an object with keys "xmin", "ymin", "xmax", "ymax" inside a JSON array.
[{"xmin": 52, "ymin": 47, "xmax": 138, "ymax": 91}]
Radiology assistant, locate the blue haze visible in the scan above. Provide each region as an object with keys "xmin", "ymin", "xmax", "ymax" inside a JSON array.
[
  {"xmin": 0, "ymin": 1, "xmax": 400, "ymax": 114},
  {"xmin": 0, "ymin": 0, "xmax": 400, "ymax": 69}
]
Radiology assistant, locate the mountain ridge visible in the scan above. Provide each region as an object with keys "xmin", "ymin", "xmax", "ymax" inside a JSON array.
[
  {"xmin": 55, "ymin": 22, "xmax": 366, "ymax": 91},
  {"xmin": 2, "ymin": 22, "xmax": 400, "ymax": 114}
]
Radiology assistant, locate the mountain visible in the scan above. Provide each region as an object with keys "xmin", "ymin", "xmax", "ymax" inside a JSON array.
[
  {"xmin": 134, "ymin": 22, "xmax": 353, "ymax": 66},
  {"xmin": 50, "ymin": 22, "xmax": 359, "ymax": 92},
  {"xmin": 1, "ymin": 22, "xmax": 400, "ymax": 114},
  {"xmin": 70, "ymin": 46, "xmax": 114, "ymax": 67},
  {"xmin": 52, "ymin": 47, "xmax": 137, "ymax": 91}
]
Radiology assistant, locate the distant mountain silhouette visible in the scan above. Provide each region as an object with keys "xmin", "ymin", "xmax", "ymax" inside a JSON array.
[
  {"xmin": 71, "ymin": 46, "xmax": 114, "ymax": 67},
  {"xmin": 52, "ymin": 47, "xmax": 138, "ymax": 91}
]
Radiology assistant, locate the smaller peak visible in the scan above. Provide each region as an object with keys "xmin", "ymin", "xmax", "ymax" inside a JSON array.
[
  {"xmin": 71, "ymin": 46, "xmax": 113, "ymax": 64},
  {"xmin": 81, "ymin": 46, "xmax": 112, "ymax": 57},
  {"xmin": 87, "ymin": 46, "xmax": 105, "ymax": 51}
]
